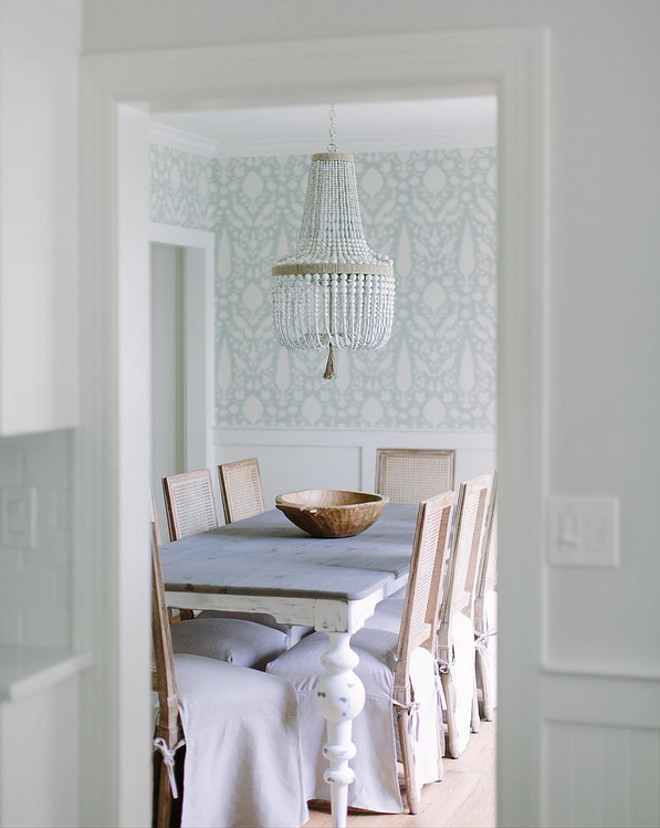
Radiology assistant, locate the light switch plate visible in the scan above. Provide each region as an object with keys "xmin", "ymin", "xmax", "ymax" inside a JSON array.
[
  {"xmin": 548, "ymin": 496, "xmax": 619, "ymax": 568},
  {"xmin": 0, "ymin": 486, "xmax": 37, "ymax": 549}
]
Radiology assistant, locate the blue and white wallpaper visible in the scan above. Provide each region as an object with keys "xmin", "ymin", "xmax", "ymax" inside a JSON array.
[{"xmin": 150, "ymin": 145, "xmax": 497, "ymax": 430}]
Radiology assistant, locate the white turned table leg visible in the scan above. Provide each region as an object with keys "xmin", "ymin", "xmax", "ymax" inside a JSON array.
[{"xmin": 314, "ymin": 631, "xmax": 366, "ymax": 828}]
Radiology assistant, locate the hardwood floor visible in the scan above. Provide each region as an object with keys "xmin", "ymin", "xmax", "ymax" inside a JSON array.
[{"xmin": 304, "ymin": 718, "xmax": 496, "ymax": 828}]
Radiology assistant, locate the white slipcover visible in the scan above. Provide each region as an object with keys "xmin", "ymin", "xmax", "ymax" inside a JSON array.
[
  {"xmin": 442, "ymin": 611, "xmax": 475, "ymax": 757},
  {"xmin": 475, "ymin": 588, "xmax": 498, "ymax": 714},
  {"xmin": 266, "ymin": 628, "xmax": 441, "ymax": 813},
  {"xmin": 388, "ymin": 585, "xmax": 407, "ymax": 601},
  {"xmin": 174, "ymin": 653, "xmax": 309, "ymax": 828},
  {"xmin": 197, "ymin": 609, "xmax": 314, "ymax": 645},
  {"xmin": 366, "ymin": 607, "xmax": 476, "ymax": 757},
  {"xmin": 171, "ymin": 617, "xmax": 289, "ymax": 670},
  {"xmin": 365, "ymin": 597, "xmax": 404, "ymax": 634},
  {"xmin": 363, "ymin": 584, "xmax": 407, "ymax": 633}
]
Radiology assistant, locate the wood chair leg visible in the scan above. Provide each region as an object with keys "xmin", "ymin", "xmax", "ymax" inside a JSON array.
[
  {"xmin": 477, "ymin": 648, "xmax": 494, "ymax": 721},
  {"xmin": 471, "ymin": 668, "xmax": 481, "ymax": 734},
  {"xmin": 156, "ymin": 757, "xmax": 173, "ymax": 828},
  {"xmin": 440, "ymin": 672, "xmax": 461, "ymax": 759},
  {"xmin": 436, "ymin": 708, "xmax": 445, "ymax": 781},
  {"xmin": 474, "ymin": 648, "xmax": 484, "ymax": 719},
  {"xmin": 397, "ymin": 710, "xmax": 420, "ymax": 815}
]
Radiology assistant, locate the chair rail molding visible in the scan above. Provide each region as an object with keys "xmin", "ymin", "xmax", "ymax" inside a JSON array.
[
  {"xmin": 79, "ymin": 26, "xmax": 550, "ymax": 828},
  {"xmin": 213, "ymin": 425, "xmax": 496, "ymax": 509}
]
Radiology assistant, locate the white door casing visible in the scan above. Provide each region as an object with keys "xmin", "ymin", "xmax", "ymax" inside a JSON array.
[
  {"xmin": 78, "ymin": 29, "xmax": 549, "ymax": 828},
  {"xmin": 149, "ymin": 224, "xmax": 215, "ymax": 535},
  {"xmin": 151, "ymin": 242, "xmax": 186, "ymax": 530}
]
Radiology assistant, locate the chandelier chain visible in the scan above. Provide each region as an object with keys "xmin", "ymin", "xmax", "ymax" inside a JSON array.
[{"xmin": 327, "ymin": 103, "xmax": 337, "ymax": 153}]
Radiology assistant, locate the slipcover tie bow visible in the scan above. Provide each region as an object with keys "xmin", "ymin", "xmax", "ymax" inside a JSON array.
[
  {"xmin": 433, "ymin": 657, "xmax": 445, "ymax": 689},
  {"xmin": 153, "ymin": 737, "xmax": 185, "ymax": 798},
  {"xmin": 436, "ymin": 652, "xmax": 455, "ymax": 675},
  {"xmin": 474, "ymin": 628, "xmax": 497, "ymax": 651},
  {"xmin": 392, "ymin": 699, "xmax": 421, "ymax": 741}
]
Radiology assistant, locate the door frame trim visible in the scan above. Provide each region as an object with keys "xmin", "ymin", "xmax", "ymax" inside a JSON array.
[
  {"xmin": 78, "ymin": 27, "xmax": 550, "ymax": 827},
  {"xmin": 149, "ymin": 223, "xmax": 215, "ymax": 475}
]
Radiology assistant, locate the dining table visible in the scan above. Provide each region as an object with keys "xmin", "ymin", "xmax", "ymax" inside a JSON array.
[{"xmin": 160, "ymin": 501, "xmax": 419, "ymax": 828}]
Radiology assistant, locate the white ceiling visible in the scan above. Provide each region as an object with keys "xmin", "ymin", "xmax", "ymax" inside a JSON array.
[{"xmin": 149, "ymin": 96, "xmax": 497, "ymax": 158}]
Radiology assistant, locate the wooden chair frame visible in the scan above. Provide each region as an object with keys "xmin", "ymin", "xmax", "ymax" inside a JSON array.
[
  {"xmin": 151, "ymin": 522, "xmax": 185, "ymax": 828},
  {"xmin": 375, "ymin": 448, "xmax": 456, "ymax": 504},
  {"xmin": 393, "ymin": 490, "xmax": 455, "ymax": 813},
  {"xmin": 474, "ymin": 473, "xmax": 498, "ymax": 721},
  {"xmin": 437, "ymin": 473, "xmax": 492, "ymax": 756},
  {"xmin": 218, "ymin": 457, "xmax": 265, "ymax": 524}
]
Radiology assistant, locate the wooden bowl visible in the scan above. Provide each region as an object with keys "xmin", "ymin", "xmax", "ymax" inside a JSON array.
[{"xmin": 275, "ymin": 489, "xmax": 388, "ymax": 538}]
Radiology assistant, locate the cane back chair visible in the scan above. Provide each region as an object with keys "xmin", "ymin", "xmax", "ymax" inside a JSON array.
[
  {"xmin": 375, "ymin": 448, "xmax": 455, "ymax": 504},
  {"xmin": 218, "ymin": 457, "xmax": 265, "ymax": 524},
  {"xmin": 474, "ymin": 473, "xmax": 498, "ymax": 721},
  {"xmin": 437, "ymin": 473, "xmax": 492, "ymax": 757}
]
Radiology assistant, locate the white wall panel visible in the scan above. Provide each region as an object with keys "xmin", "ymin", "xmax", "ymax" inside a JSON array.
[
  {"xmin": 0, "ymin": 673, "xmax": 81, "ymax": 827},
  {"xmin": 541, "ymin": 670, "xmax": 660, "ymax": 828},
  {"xmin": 217, "ymin": 442, "xmax": 362, "ymax": 508},
  {"xmin": 543, "ymin": 720, "xmax": 660, "ymax": 828},
  {"xmin": 0, "ymin": 431, "xmax": 73, "ymax": 648},
  {"xmin": 213, "ymin": 426, "xmax": 495, "ymax": 511},
  {"xmin": 0, "ymin": 0, "xmax": 80, "ymax": 433}
]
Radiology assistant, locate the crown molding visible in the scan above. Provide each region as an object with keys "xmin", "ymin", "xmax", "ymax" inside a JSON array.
[
  {"xmin": 149, "ymin": 123, "xmax": 217, "ymax": 156},
  {"xmin": 149, "ymin": 117, "xmax": 496, "ymax": 159}
]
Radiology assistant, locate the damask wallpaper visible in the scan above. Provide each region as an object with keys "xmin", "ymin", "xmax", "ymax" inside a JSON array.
[{"xmin": 150, "ymin": 144, "xmax": 497, "ymax": 430}]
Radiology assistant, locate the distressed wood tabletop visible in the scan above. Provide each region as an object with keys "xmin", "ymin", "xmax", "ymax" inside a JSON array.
[{"xmin": 160, "ymin": 502, "xmax": 418, "ymax": 601}]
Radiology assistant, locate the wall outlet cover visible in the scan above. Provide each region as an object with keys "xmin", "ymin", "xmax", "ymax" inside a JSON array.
[
  {"xmin": 0, "ymin": 486, "xmax": 37, "ymax": 549},
  {"xmin": 548, "ymin": 496, "xmax": 619, "ymax": 568}
]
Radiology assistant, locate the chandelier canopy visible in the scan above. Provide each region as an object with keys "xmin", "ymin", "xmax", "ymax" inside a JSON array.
[{"xmin": 271, "ymin": 108, "xmax": 395, "ymax": 379}]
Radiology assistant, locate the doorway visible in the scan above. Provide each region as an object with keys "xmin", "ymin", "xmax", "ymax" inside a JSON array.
[
  {"xmin": 148, "ymin": 225, "xmax": 216, "ymax": 533},
  {"xmin": 148, "ymin": 98, "xmax": 498, "ymax": 827},
  {"xmin": 78, "ymin": 28, "xmax": 549, "ymax": 828}
]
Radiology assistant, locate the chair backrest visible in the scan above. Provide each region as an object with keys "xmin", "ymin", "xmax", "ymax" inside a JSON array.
[
  {"xmin": 439, "ymin": 473, "xmax": 493, "ymax": 627},
  {"xmin": 218, "ymin": 458, "xmax": 265, "ymax": 524},
  {"xmin": 375, "ymin": 448, "xmax": 455, "ymax": 503},
  {"xmin": 475, "ymin": 472, "xmax": 498, "ymax": 600},
  {"xmin": 150, "ymin": 521, "xmax": 181, "ymax": 748},
  {"xmin": 162, "ymin": 469, "xmax": 219, "ymax": 541},
  {"xmin": 393, "ymin": 491, "xmax": 456, "ymax": 701}
]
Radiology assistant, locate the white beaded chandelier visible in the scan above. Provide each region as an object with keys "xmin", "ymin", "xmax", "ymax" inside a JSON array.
[{"xmin": 271, "ymin": 106, "xmax": 395, "ymax": 379}]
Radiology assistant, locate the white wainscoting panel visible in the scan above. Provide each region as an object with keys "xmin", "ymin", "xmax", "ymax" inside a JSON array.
[
  {"xmin": 539, "ymin": 668, "xmax": 660, "ymax": 828},
  {"xmin": 0, "ymin": 671, "xmax": 81, "ymax": 827},
  {"xmin": 213, "ymin": 427, "xmax": 495, "ymax": 510},
  {"xmin": 220, "ymin": 443, "xmax": 362, "ymax": 508},
  {"xmin": 542, "ymin": 720, "xmax": 660, "ymax": 828}
]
